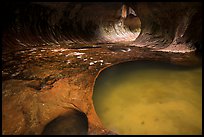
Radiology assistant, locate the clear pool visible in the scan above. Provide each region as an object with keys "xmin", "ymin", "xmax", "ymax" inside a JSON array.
[{"xmin": 93, "ymin": 61, "xmax": 202, "ymax": 135}]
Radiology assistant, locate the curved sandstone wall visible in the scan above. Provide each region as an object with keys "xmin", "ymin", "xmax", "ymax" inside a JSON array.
[
  {"xmin": 2, "ymin": 2, "xmax": 202, "ymax": 135},
  {"xmin": 2, "ymin": 2, "xmax": 202, "ymax": 52}
]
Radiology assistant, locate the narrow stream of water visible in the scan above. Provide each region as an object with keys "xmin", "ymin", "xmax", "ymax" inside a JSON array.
[{"xmin": 93, "ymin": 61, "xmax": 202, "ymax": 135}]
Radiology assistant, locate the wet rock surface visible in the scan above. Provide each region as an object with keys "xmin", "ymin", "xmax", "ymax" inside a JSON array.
[{"xmin": 2, "ymin": 44, "xmax": 201, "ymax": 135}]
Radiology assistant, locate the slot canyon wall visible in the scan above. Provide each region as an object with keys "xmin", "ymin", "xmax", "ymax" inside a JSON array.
[{"xmin": 2, "ymin": 2, "xmax": 202, "ymax": 135}]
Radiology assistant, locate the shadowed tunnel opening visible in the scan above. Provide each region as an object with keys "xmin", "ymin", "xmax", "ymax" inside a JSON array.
[
  {"xmin": 2, "ymin": 2, "xmax": 142, "ymax": 52},
  {"xmin": 2, "ymin": 2, "xmax": 202, "ymax": 53}
]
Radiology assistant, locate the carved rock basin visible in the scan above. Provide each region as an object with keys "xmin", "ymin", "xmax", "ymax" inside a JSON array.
[{"xmin": 93, "ymin": 61, "xmax": 202, "ymax": 135}]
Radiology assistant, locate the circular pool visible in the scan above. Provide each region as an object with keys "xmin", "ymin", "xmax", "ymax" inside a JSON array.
[{"xmin": 93, "ymin": 61, "xmax": 202, "ymax": 135}]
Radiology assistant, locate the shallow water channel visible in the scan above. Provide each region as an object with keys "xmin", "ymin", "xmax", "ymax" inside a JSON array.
[{"xmin": 93, "ymin": 61, "xmax": 202, "ymax": 135}]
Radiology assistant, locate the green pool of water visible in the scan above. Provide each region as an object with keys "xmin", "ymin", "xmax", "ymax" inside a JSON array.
[{"xmin": 93, "ymin": 61, "xmax": 202, "ymax": 135}]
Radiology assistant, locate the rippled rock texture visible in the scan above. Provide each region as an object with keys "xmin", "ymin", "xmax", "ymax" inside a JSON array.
[{"xmin": 2, "ymin": 2, "xmax": 202, "ymax": 135}]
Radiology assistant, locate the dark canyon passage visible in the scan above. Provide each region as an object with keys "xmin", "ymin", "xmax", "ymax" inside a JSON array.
[{"xmin": 2, "ymin": 2, "xmax": 202, "ymax": 135}]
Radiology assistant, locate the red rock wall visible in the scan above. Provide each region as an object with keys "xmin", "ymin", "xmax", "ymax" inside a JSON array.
[
  {"xmin": 128, "ymin": 2, "xmax": 202, "ymax": 50},
  {"xmin": 2, "ymin": 2, "xmax": 202, "ymax": 52}
]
